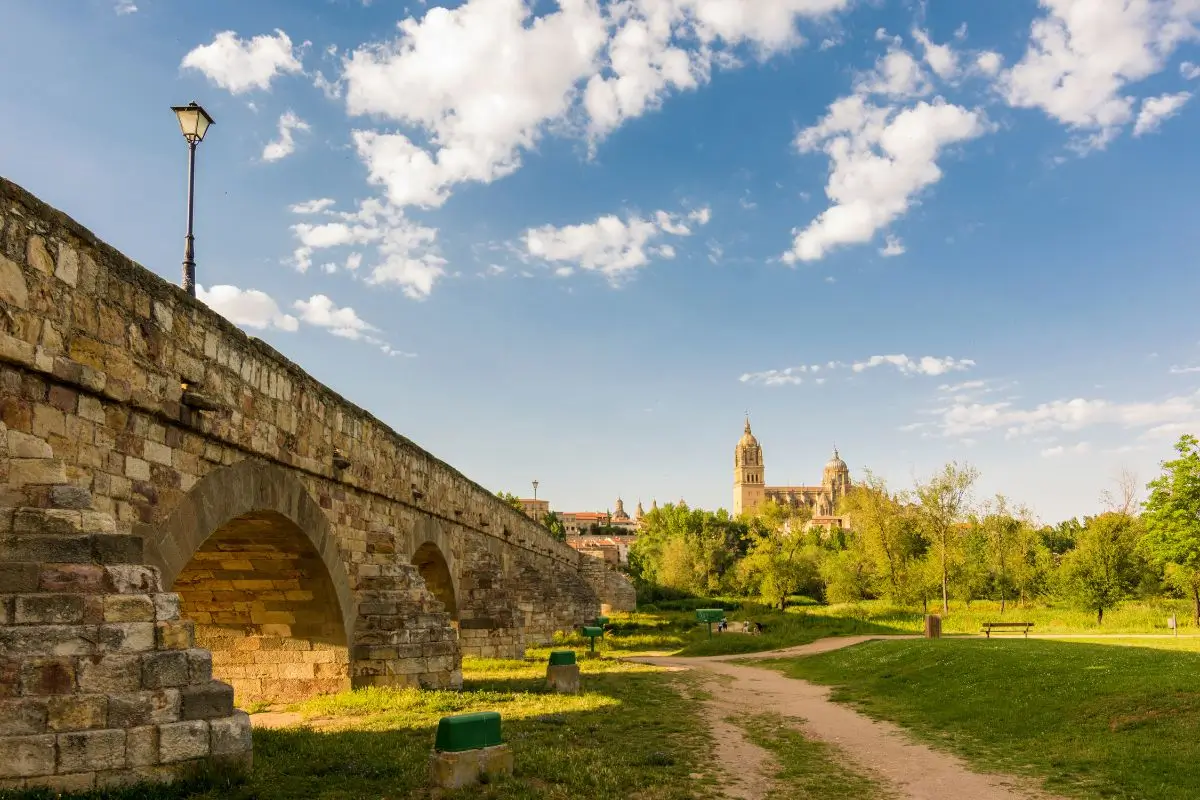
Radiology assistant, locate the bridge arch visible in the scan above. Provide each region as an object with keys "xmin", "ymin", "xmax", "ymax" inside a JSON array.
[
  {"xmin": 143, "ymin": 459, "xmax": 355, "ymax": 703},
  {"xmin": 412, "ymin": 541, "xmax": 458, "ymax": 622}
]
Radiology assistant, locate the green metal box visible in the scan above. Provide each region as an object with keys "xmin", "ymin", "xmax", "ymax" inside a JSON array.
[
  {"xmin": 581, "ymin": 626, "xmax": 604, "ymax": 638},
  {"xmin": 695, "ymin": 608, "xmax": 724, "ymax": 623},
  {"xmin": 434, "ymin": 711, "xmax": 503, "ymax": 753},
  {"xmin": 548, "ymin": 650, "xmax": 577, "ymax": 666}
]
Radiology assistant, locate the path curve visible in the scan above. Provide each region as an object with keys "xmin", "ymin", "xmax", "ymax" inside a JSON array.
[{"xmin": 635, "ymin": 636, "xmax": 1065, "ymax": 800}]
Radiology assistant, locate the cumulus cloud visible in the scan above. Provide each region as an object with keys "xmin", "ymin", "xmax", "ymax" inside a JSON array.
[
  {"xmin": 1042, "ymin": 442, "xmax": 1091, "ymax": 458},
  {"xmin": 911, "ymin": 27, "xmax": 959, "ymax": 80},
  {"xmin": 195, "ymin": 285, "xmax": 299, "ymax": 332},
  {"xmin": 851, "ymin": 354, "xmax": 975, "ymax": 376},
  {"xmin": 1133, "ymin": 91, "xmax": 1192, "ymax": 135},
  {"xmin": 785, "ymin": 93, "xmax": 985, "ymax": 263},
  {"xmin": 181, "ymin": 30, "xmax": 304, "ymax": 94},
  {"xmin": 262, "ymin": 111, "xmax": 310, "ymax": 162},
  {"xmin": 293, "ymin": 295, "xmax": 378, "ymax": 339},
  {"xmin": 523, "ymin": 205, "xmax": 711, "ymax": 281},
  {"xmin": 1000, "ymin": 0, "xmax": 1200, "ymax": 150},
  {"xmin": 340, "ymin": 0, "xmax": 853, "ymax": 211},
  {"xmin": 1184, "ymin": 61, "xmax": 1200, "ymax": 79},
  {"xmin": 975, "ymin": 51, "xmax": 1003, "ymax": 76},
  {"xmin": 924, "ymin": 390, "xmax": 1200, "ymax": 439},
  {"xmin": 289, "ymin": 198, "xmax": 447, "ymax": 299},
  {"xmin": 289, "ymin": 198, "xmax": 336, "ymax": 214},
  {"xmin": 879, "ymin": 235, "xmax": 905, "ymax": 257},
  {"xmin": 115, "ymin": 0, "xmax": 137, "ymax": 14},
  {"xmin": 741, "ymin": 354, "xmax": 973, "ymax": 386}
]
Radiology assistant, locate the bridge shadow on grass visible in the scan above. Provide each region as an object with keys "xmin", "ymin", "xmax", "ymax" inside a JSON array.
[
  {"xmin": 0, "ymin": 665, "xmax": 710, "ymax": 800},
  {"xmin": 761, "ymin": 637, "xmax": 1200, "ymax": 800}
]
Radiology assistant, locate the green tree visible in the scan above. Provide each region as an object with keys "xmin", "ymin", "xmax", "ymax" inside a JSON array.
[
  {"xmin": 1060, "ymin": 512, "xmax": 1142, "ymax": 624},
  {"xmin": 541, "ymin": 511, "xmax": 567, "ymax": 542},
  {"xmin": 841, "ymin": 474, "xmax": 927, "ymax": 603},
  {"xmin": 915, "ymin": 461, "xmax": 979, "ymax": 613},
  {"xmin": 738, "ymin": 501, "xmax": 820, "ymax": 608},
  {"xmin": 1142, "ymin": 434, "xmax": 1200, "ymax": 625},
  {"xmin": 496, "ymin": 491, "xmax": 524, "ymax": 512}
]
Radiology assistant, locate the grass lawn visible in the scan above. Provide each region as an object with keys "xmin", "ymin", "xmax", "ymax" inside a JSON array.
[
  {"xmin": 760, "ymin": 638, "xmax": 1200, "ymax": 800},
  {"xmin": 0, "ymin": 656, "xmax": 715, "ymax": 800}
]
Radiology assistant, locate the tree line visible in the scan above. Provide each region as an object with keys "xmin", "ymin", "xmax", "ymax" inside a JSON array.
[{"xmin": 627, "ymin": 434, "xmax": 1200, "ymax": 625}]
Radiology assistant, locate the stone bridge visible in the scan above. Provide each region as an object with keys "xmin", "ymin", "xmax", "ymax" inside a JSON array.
[{"xmin": 0, "ymin": 177, "xmax": 635, "ymax": 792}]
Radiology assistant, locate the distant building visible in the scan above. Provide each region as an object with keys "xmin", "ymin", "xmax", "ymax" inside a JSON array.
[
  {"xmin": 733, "ymin": 417, "xmax": 852, "ymax": 530},
  {"xmin": 517, "ymin": 498, "xmax": 549, "ymax": 521}
]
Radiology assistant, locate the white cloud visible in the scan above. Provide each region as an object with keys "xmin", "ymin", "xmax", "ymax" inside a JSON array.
[
  {"xmin": 1184, "ymin": 61, "xmax": 1200, "ymax": 79},
  {"xmin": 1000, "ymin": 0, "xmax": 1200, "ymax": 150},
  {"xmin": 912, "ymin": 28, "xmax": 959, "ymax": 80},
  {"xmin": 926, "ymin": 390, "xmax": 1200, "ymax": 439},
  {"xmin": 975, "ymin": 51, "xmax": 1003, "ymax": 76},
  {"xmin": 289, "ymin": 198, "xmax": 336, "ymax": 214},
  {"xmin": 879, "ymin": 235, "xmax": 905, "ymax": 257},
  {"xmin": 341, "ymin": 0, "xmax": 853, "ymax": 210},
  {"xmin": 741, "ymin": 354, "xmax": 973, "ymax": 386},
  {"xmin": 290, "ymin": 199, "xmax": 447, "ymax": 299},
  {"xmin": 1169, "ymin": 364, "xmax": 1200, "ymax": 374},
  {"xmin": 195, "ymin": 285, "xmax": 299, "ymax": 332},
  {"xmin": 181, "ymin": 30, "xmax": 304, "ymax": 94},
  {"xmin": 1133, "ymin": 91, "xmax": 1192, "ymax": 135},
  {"xmin": 115, "ymin": 0, "xmax": 137, "ymax": 14},
  {"xmin": 262, "ymin": 111, "xmax": 310, "ymax": 162},
  {"xmin": 785, "ymin": 94, "xmax": 985, "ymax": 263},
  {"xmin": 523, "ymin": 205, "xmax": 710, "ymax": 281},
  {"xmin": 293, "ymin": 295, "xmax": 378, "ymax": 340},
  {"xmin": 851, "ymin": 354, "xmax": 975, "ymax": 376}
]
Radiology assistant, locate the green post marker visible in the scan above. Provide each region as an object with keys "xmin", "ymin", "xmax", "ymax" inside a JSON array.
[
  {"xmin": 695, "ymin": 609, "xmax": 724, "ymax": 640},
  {"xmin": 581, "ymin": 625, "xmax": 604, "ymax": 654}
]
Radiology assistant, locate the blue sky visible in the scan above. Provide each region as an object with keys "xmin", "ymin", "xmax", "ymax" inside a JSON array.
[{"xmin": 3, "ymin": 0, "xmax": 1200, "ymax": 523}]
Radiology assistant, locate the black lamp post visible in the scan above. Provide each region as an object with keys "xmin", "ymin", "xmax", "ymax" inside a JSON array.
[
  {"xmin": 171, "ymin": 101, "xmax": 214, "ymax": 297},
  {"xmin": 532, "ymin": 480, "xmax": 539, "ymax": 501}
]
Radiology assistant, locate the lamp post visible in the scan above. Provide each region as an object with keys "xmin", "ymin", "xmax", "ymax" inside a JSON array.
[
  {"xmin": 532, "ymin": 480, "xmax": 539, "ymax": 501},
  {"xmin": 171, "ymin": 101, "xmax": 214, "ymax": 297}
]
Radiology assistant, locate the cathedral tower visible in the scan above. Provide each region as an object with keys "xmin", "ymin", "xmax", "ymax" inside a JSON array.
[
  {"xmin": 733, "ymin": 417, "xmax": 765, "ymax": 516},
  {"xmin": 821, "ymin": 448, "xmax": 852, "ymax": 512}
]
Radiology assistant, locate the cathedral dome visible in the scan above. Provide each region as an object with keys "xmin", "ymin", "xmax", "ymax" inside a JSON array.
[
  {"xmin": 738, "ymin": 418, "xmax": 759, "ymax": 449},
  {"xmin": 824, "ymin": 448, "xmax": 848, "ymax": 474}
]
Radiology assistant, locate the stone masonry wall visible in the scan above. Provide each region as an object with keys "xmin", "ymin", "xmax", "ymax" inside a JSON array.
[
  {"xmin": 0, "ymin": 175, "xmax": 633, "ymax": 786},
  {"xmin": 578, "ymin": 552, "xmax": 638, "ymax": 614}
]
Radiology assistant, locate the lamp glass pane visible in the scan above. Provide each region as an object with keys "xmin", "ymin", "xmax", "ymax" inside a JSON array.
[
  {"xmin": 175, "ymin": 107, "xmax": 200, "ymax": 139},
  {"xmin": 193, "ymin": 111, "xmax": 211, "ymax": 142}
]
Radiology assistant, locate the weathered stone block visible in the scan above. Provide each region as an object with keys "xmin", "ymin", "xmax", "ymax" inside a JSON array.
[
  {"xmin": 158, "ymin": 719, "xmax": 209, "ymax": 763},
  {"xmin": 103, "ymin": 594, "xmax": 154, "ymax": 623},
  {"xmin": 7, "ymin": 430, "xmax": 51, "ymax": 459},
  {"xmin": 92, "ymin": 534, "xmax": 144, "ymax": 564},
  {"xmin": 429, "ymin": 743, "xmax": 514, "ymax": 790},
  {"xmin": 98, "ymin": 622, "xmax": 155, "ymax": 653},
  {"xmin": 57, "ymin": 728, "xmax": 126, "ymax": 772},
  {"xmin": 208, "ymin": 710, "xmax": 251, "ymax": 759},
  {"xmin": 7, "ymin": 458, "xmax": 67, "ymax": 486},
  {"xmin": 49, "ymin": 485, "xmax": 92, "ymax": 509},
  {"xmin": 545, "ymin": 663, "xmax": 581, "ymax": 694},
  {"xmin": 0, "ymin": 562, "xmax": 40, "ymax": 592},
  {"xmin": 14, "ymin": 593, "xmax": 85, "ymax": 624},
  {"xmin": 185, "ymin": 649, "xmax": 212, "ymax": 683},
  {"xmin": 107, "ymin": 690, "xmax": 180, "ymax": 727},
  {"xmin": 78, "ymin": 654, "xmax": 142, "ymax": 694},
  {"xmin": 0, "ymin": 534, "xmax": 91, "ymax": 564},
  {"xmin": 40, "ymin": 564, "xmax": 105, "ymax": 593},
  {"xmin": 0, "ymin": 698, "xmax": 48, "ymax": 735},
  {"xmin": 152, "ymin": 592, "xmax": 180, "ymax": 621},
  {"xmin": 47, "ymin": 694, "xmax": 106, "ymax": 731},
  {"xmin": 106, "ymin": 565, "xmax": 160, "ymax": 594},
  {"xmin": 19, "ymin": 656, "xmax": 77, "ymax": 693},
  {"xmin": 142, "ymin": 651, "xmax": 189, "ymax": 689},
  {"xmin": 125, "ymin": 725, "xmax": 158, "ymax": 767},
  {"xmin": 25, "ymin": 770, "xmax": 96, "ymax": 793},
  {"xmin": 155, "ymin": 619, "xmax": 194, "ymax": 650},
  {"xmin": 14, "ymin": 508, "xmax": 82, "ymax": 536},
  {"xmin": 0, "ymin": 252, "xmax": 29, "ymax": 309},
  {"xmin": 180, "ymin": 680, "xmax": 234, "ymax": 721},
  {"xmin": 0, "ymin": 734, "xmax": 56, "ymax": 778}
]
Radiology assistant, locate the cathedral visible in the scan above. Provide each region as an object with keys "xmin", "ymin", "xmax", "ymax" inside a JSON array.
[{"xmin": 733, "ymin": 418, "xmax": 852, "ymax": 523}]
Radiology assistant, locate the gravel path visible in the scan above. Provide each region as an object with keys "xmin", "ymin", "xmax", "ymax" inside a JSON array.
[{"xmin": 635, "ymin": 636, "xmax": 1067, "ymax": 800}]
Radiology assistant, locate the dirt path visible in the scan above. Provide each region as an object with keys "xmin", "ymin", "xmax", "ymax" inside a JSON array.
[{"xmin": 636, "ymin": 636, "xmax": 1065, "ymax": 800}]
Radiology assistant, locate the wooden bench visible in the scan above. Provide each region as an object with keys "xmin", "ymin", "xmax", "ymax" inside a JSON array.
[{"xmin": 982, "ymin": 622, "xmax": 1034, "ymax": 638}]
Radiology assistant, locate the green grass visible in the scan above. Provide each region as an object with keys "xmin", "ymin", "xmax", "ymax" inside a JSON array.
[
  {"xmin": 0, "ymin": 656, "xmax": 715, "ymax": 800},
  {"xmin": 761, "ymin": 638, "xmax": 1200, "ymax": 799},
  {"xmin": 733, "ymin": 713, "xmax": 893, "ymax": 800}
]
